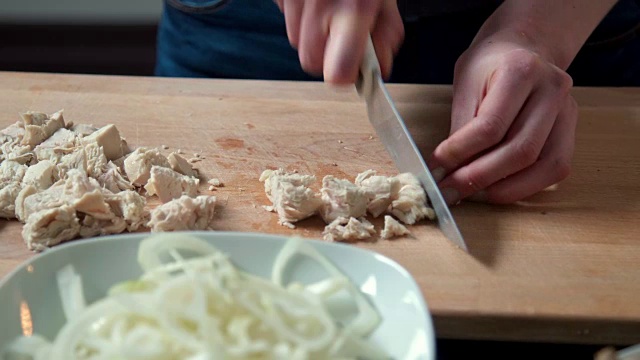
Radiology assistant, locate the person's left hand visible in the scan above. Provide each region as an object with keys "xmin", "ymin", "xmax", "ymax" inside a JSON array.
[{"xmin": 427, "ymin": 34, "xmax": 579, "ymax": 205}]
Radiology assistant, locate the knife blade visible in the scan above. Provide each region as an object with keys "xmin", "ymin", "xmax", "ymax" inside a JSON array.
[{"xmin": 356, "ymin": 36, "xmax": 467, "ymax": 252}]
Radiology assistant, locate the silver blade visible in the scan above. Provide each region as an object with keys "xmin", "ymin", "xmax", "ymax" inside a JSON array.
[{"xmin": 356, "ymin": 71, "xmax": 468, "ymax": 252}]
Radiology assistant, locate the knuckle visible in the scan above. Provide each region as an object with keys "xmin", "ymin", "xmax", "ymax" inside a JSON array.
[
  {"xmin": 503, "ymin": 49, "xmax": 540, "ymax": 80},
  {"xmin": 550, "ymin": 70, "xmax": 574, "ymax": 94},
  {"xmin": 511, "ymin": 138, "xmax": 542, "ymax": 167},
  {"xmin": 475, "ymin": 113, "xmax": 508, "ymax": 145}
]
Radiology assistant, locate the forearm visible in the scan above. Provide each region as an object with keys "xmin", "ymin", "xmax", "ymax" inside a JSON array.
[{"xmin": 473, "ymin": 0, "xmax": 619, "ymax": 69}]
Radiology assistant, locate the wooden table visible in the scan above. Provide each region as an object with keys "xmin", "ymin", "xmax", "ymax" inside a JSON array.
[{"xmin": 1, "ymin": 71, "xmax": 639, "ymax": 345}]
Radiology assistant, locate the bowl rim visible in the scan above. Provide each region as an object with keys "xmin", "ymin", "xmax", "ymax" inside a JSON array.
[{"xmin": 0, "ymin": 230, "xmax": 436, "ymax": 359}]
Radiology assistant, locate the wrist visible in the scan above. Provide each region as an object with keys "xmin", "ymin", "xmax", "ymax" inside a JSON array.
[{"xmin": 472, "ymin": 0, "xmax": 619, "ymax": 70}]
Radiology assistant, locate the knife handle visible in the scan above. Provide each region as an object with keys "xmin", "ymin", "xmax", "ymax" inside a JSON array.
[{"xmin": 356, "ymin": 35, "xmax": 381, "ymax": 98}]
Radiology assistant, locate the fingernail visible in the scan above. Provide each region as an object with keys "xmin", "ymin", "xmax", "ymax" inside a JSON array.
[
  {"xmin": 431, "ymin": 167, "xmax": 446, "ymax": 182},
  {"xmin": 441, "ymin": 188, "xmax": 460, "ymax": 205},
  {"xmin": 468, "ymin": 191, "xmax": 488, "ymax": 203}
]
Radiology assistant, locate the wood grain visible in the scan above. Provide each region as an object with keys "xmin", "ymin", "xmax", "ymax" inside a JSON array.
[{"xmin": 0, "ymin": 71, "xmax": 639, "ymax": 344}]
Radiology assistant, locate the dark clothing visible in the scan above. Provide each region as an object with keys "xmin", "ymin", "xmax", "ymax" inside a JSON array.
[{"xmin": 156, "ymin": 0, "xmax": 640, "ymax": 86}]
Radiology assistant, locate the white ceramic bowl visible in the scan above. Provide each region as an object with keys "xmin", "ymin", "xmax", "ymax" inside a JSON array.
[{"xmin": 0, "ymin": 231, "xmax": 435, "ymax": 359}]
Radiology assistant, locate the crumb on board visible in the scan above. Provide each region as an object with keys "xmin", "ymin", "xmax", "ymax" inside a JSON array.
[
  {"xmin": 207, "ymin": 178, "xmax": 223, "ymax": 187},
  {"xmin": 161, "ymin": 145, "xmax": 169, "ymax": 150}
]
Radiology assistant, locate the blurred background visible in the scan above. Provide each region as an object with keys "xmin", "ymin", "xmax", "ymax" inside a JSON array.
[{"xmin": 0, "ymin": 0, "xmax": 161, "ymax": 75}]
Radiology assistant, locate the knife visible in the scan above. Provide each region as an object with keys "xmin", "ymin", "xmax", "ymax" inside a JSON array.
[{"xmin": 355, "ymin": 36, "xmax": 468, "ymax": 252}]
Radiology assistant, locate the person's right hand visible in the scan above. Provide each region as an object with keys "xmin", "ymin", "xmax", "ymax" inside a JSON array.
[{"xmin": 273, "ymin": 0, "xmax": 404, "ymax": 84}]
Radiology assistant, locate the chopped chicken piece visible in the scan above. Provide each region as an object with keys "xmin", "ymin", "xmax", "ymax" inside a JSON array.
[
  {"xmin": 21, "ymin": 160, "xmax": 55, "ymax": 190},
  {"xmin": 0, "ymin": 123, "xmax": 33, "ymax": 164},
  {"xmin": 54, "ymin": 147, "xmax": 87, "ymax": 180},
  {"xmin": 1, "ymin": 143, "xmax": 34, "ymax": 165},
  {"xmin": 70, "ymin": 123, "xmax": 98, "ymax": 137},
  {"xmin": 147, "ymin": 195, "xmax": 216, "ymax": 232},
  {"xmin": 80, "ymin": 124, "xmax": 124, "ymax": 161},
  {"xmin": 0, "ymin": 160, "xmax": 28, "ymax": 184},
  {"xmin": 322, "ymin": 216, "xmax": 376, "ymax": 242},
  {"xmin": 83, "ymin": 142, "xmax": 108, "ymax": 178},
  {"xmin": 0, "ymin": 182, "xmax": 22, "ymax": 219},
  {"xmin": 389, "ymin": 173, "xmax": 436, "ymax": 224},
  {"xmin": 120, "ymin": 138, "xmax": 132, "ymax": 156},
  {"xmin": 78, "ymin": 215, "xmax": 127, "ymax": 238},
  {"xmin": 124, "ymin": 147, "xmax": 171, "ymax": 186},
  {"xmin": 33, "ymin": 128, "xmax": 78, "ymax": 162},
  {"xmin": 103, "ymin": 190, "xmax": 148, "ymax": 231},
  {"xmin": 22, "ymin": 205, "xmax": 80, "ymax": 251},
  {"xmin": 97, "ymin": 161, "xmax": 134, "ymax": 193},
  {"xmin": 20, "ymin": 185, "xmax": 64, "ymax": 222},
  {"xmin": 14, "ymin": 185, "xmax": 38, "ymax": 222},
  {"xmin": 355, "ymin": 169, "xmax": 401, "ymax": 218},
  {"xmin": 62, "ymin": 170, "xmax": 114, "ymax": 220},
  {"xmin": 167, "ymin": 152, "xmax": 196, "ymax": 177},
  {"xmin": 319, "ymin": 175, "xmax": 374, "ymax": 223},
  {"xmin": 20, "ymin": 111, "xmax": 49, "ymax": 126},
  {"xmin": 381, "ymin": 215, "xmax": 411, "ymax": 240},
  {"xmin": 112, "ymin": 155, "xmax": 126, "ymax": 171},
  {"xmin": 21, "ymin": 110, "xmax": 65, "ymax": 148},
  {"xmin": 207, "ymin": 178, "xmax": 223, "ymax": 187},
  {"xmin": 144, "ymin": 166, "xmax": 199, "ymax": 203},
  {"xmin": 260, "ymin": 169, "xmax": 322, "ymax": 228}
]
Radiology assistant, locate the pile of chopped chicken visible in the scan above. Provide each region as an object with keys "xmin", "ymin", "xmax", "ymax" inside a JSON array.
[
  {"xmin": 260, "ymin": 168, "xmax": 433, "ymax": 242},
  {"xmin": 0, "ymin": 110, "xmax": 217, "ymax": 251}
]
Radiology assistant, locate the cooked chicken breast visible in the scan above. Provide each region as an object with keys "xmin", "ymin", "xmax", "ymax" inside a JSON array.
[
  {"xmin": 22, "ymin": 205, "xmax": 80, "ymax": 251},
  {"xmin": 144, "ymin": 165, "xmax": 199, "ymax": 203},
  {"xmin": 21, "ymin": 160, "xmax": 55, "ymax": 190},
  {"xmin": 33, "ymin": 128, "xmax": 78, "ymax": 162},
  {"xmin": 21, "ymin": 110, "xmax": 65, "ymax": 148},
  {"xmin": 167, "ymin": 152, "xmax": 197, "ymax": 177},
  {"xmin": 380, "ymin": 215, "xmax": 411, "ymax": 240},
  {"xmin": 103, "ymin": 190, "xmax": 148, "ymax": 231},
  {"xmin": 97, "ymin": 161, "xmax": 134, "ymax": 193},
  {"xmin": 389, "ymin": 173, "xmax": 436, "ymax": 224},
  {"xmin": 124, "ymin": 147, "xmax": 171, "ymax": 186},
  {"xmin": 260, "ymin": 169, "xmax": 322, "ymax": 228},
  {"xmin": 319, "ymin": 175, "xmax": 374, "ymax": 224},
  {"xmin": 81, "ymin": 124, "xmax": 125, "ymax": 161},
  {"xmin": 147, "ymin": 195, "xmax": 216, "ymax": 232},
  {"xmin": 355, "ymin": 169, "xmax": 401, "ymax": 218},
  {"xmin": 322, "ymin": 216, "xmax": 376, "ymax": 242},
  {"xmin": 0, "ymin": 182, "xmax": 22, "ymax": 219}
]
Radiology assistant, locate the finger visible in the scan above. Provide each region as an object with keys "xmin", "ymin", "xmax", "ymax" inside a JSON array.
[
  {"xmin": 428, "ymin": 65, "xmax": 534, "ymax": 177},
  {"xmin": 437, "ymin": 87, "xmax": 563, "ymax": 204},
  {"xmin": 273, "ymin": 0, "xmax": 284, "ymax": 12},
  {"xmin": 371, "ymin": 1, "xmax": 404, "ymax": 80},
  {"xmin": 323, "ymin": 1, "xmax": 381, "ymax": 84},
  {"xmin": 472, "ymin": 96, "xmax": 578, "ymax": 204},
  {"xmin": 283, "ymin": 0, "xmax": 304, "ymax": 49},
  {"xmin": 449, "ymin": 56, "xmax": 480, "ymax": 136},
  {"xmin": 298, "ymin": 0, "xmax": 330, "ymax": 76}
]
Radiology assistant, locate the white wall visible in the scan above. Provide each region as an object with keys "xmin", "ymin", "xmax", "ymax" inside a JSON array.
[{"xmin": 0, "ymin": 0, "xmax": 163, "ymax": 24}]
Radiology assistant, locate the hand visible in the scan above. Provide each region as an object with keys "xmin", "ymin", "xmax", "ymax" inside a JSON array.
[
  {"xmin": 428, "ymin": 38, "xmax": 578, "ymax": 205},
  {"xmin": 273, "ymin": 0, "xmax": 404, "ymax": 84}
]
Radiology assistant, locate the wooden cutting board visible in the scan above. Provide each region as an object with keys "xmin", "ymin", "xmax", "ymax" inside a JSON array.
[{"xmin": 0, "ymin": 71, "xmax": 639, "ymax": 345}]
